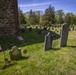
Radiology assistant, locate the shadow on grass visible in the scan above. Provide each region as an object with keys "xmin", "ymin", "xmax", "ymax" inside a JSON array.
[
  {"xmin": 0, "ymin": 28, "xmax": 60, "ymax": 50},
  {"xmin": 2, "ymin": 61, "xmax": 17, "ymax": 69},
  {"xmin": 52, "ymin": 48, "xmax": 60, "ymax": 50},
  {"xmin": 67, "ymin": 45, "xmax": 76, "ymax": 48},
  {"xmin": 45, "ymin": 48, "xmax": 60, "ymax": 51},
  {"xmin": 2, "ymin": 56, "xmax": 29, "ymax": 69},
  {"xmin": 19, "ymin": 56, "xmax": 29, "ymax": 60}
]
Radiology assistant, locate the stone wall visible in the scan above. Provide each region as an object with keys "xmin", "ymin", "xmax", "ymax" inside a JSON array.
[{"xmin": 0, "ymin": 0, "xmax": 19, "ymax": 36}]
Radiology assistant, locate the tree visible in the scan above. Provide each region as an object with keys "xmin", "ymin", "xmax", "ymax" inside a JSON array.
[
  {"xmin": 34, "ymin": 10, "xmax": 41, "ymax": 24},
  {"xmin": 55, "ymin": 10, "xmax": 64, "ymax": 24},
  {"xmin": 42, "ymin": 5, "xmax": 55, "ymax": 26},
  {"xmin": 69, "ymin": 13, "xmax": 76, "ymax": 25},
  {"xmin": 29, "ymin": 10, "xmax": 40, "ymax": 25},
  {"xmin": 18, "ymin": 8, "xmax": 26, "ymax": 26},
  {"xmin": 63, "ymin": 12, "xmax": 76, "ymax": 25},
  {"xmin": 64, "ymin": 13, "xmax": 71, "ymax": 24}
]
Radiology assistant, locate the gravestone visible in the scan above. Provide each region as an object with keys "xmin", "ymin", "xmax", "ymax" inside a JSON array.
[
  {"xmin": 17, "ymin": 36, "xmax": 24, "ymax": 41},
  {"xmin": 69, "ymin": 28, "xmax": 71, "ymax": 31},
  {"xmin": 20, "ymin": 28, "xmax": 25, "ymax": 33},
  {"xmin": 36, "ymin": 26, "xmax": 38, "ymax": 29},
  {"xmin": 44, "ymin": 32, "xmax": 53, "ymax": 50},
  {"xmin": 25, "ymin": 25, "xmax": 27, "ymax": 29},
  {"xmin": 9, "ymin": 46, "xmax": 22, "ymax": 60},
  {"xmin": 42, "ymin": 27, "xmax": 48, "ymax": 34},
  {"xmin": 60, "ymin": 23, "xmax": 70, "ymax": 47},
  {"xmin": 35, "ymin": 26, "xmax": 38, "ymax": 32},
  {"xmin": 42, "ymin": 31, "xmax": 48, "ymax": 34},
  {"xmin": 43, "ymin": 27, "xmax": 47, "ymax": 31},
  {"xmin": 52, "ymin": 27, "xmax": 54, "ymax": 30},
  {"xmin": 28, "ymin": 27, "xmax": 32, "ymax": 32}
]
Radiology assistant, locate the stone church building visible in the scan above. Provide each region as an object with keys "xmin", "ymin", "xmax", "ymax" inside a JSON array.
[{"xmin": 0, "ymin": 0, "xmax": 19, "ymax": 36}]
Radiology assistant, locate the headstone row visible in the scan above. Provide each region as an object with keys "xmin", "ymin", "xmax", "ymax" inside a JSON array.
[{"xmin": 44, "ymin": 23, "xmax": 70, "ymax": 50}]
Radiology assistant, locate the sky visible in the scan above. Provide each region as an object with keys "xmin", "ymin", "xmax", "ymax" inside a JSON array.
[{"xmin": 18, "ymin": 0, "xmax": 76, "ymax": 14}]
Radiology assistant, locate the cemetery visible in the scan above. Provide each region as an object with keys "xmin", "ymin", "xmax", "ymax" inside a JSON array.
[
  {"xmin": 0, "ymin": 0, "xmax": 76, "ymax": 75},
  {"xmin": 0, "ymin": 24, "xmax": 76, "ymax": 75}
]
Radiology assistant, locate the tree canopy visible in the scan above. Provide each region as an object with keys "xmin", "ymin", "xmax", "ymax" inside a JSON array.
[{"xmin": 21, "ymin": 4, "xmax": 76, "ymax": 26}]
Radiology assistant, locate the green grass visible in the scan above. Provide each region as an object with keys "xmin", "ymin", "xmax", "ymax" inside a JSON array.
[{"xmin": 0, "ymin": 28, "xmax": 76, "ymax": 75}]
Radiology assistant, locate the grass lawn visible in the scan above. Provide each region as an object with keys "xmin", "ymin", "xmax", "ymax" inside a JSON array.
[{"xmin": 0, "ymin": 28, "xmax": 76, "ymax": 75}]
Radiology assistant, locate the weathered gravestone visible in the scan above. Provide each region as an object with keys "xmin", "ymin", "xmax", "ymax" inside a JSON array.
[
  {"xmin": 9, "ymin": 46, "xmax": 22, "ymax": 60},
  {"xmin": 44, "ymin": 32, "xmax": 53, "ymax": 50},
  {"xmin": 28, "ymin": 27, "xmax": 32, "ymax": 32},
  {"xmin": 60, "ymin": 23, "xmax": 70, "ymax": 47},
  {"xmin": 42, "ymin": 30, "xmax": 48, "ymax": 34},
  {"xmin": 42, "ymin": 27, "xmax": 48, "ymax": 34},
  {"xmin": 17, "ymin": 36, "xmax": 24, "ymax": 41}
]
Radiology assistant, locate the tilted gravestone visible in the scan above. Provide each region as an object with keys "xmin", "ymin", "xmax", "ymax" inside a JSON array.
[
  {"xmin": 44, "ymin": 32, "xmax": 53, "ymax": 50},
  {"xmin": 9, "ymin": 46, "xmax": 22, "ymax": 60},
  {"xmin": 60, "ymin": 23, "xmax": 70, "ymax": 47}
]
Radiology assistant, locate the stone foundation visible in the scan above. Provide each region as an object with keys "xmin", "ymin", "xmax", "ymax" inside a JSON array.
[{"xmin": 0, "ymin": 0, "xmax": 19, "ymax": 36}]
